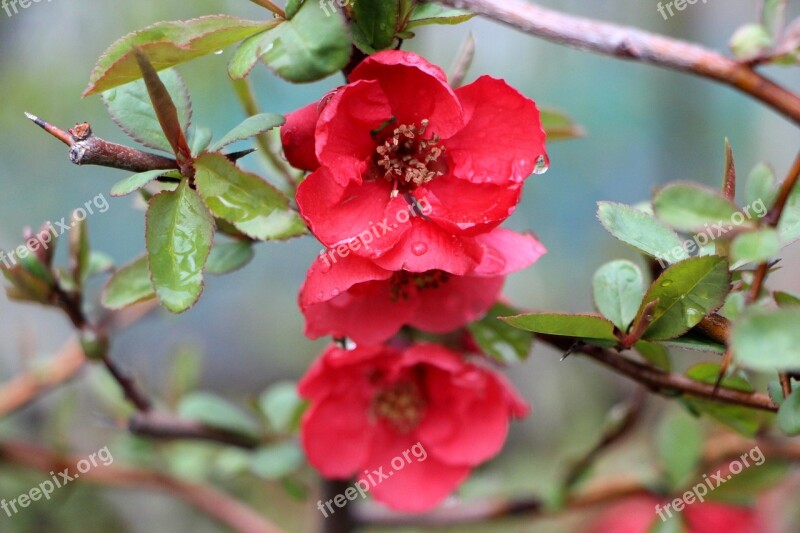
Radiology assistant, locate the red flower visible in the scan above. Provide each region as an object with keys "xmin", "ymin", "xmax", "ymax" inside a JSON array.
[
  {"xmin": 298, "ymin": 342, "xmax": 529, "ymax": 512},
  {"xmin": 299, "ymin": 228, "xmax": 546, "ymax": 344},
  {"xmin": 282, "ymin": 50, "xmax": 547, "ymax": 275}
]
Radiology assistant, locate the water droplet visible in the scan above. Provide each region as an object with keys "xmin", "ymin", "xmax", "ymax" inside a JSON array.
[
  {"xmin": 214, "ymin": 49, "xmax": 224, "ymax": 55},
  {"xmin": 320, "ymin": 261, "xmax": 331, "ymax": 273},
  {"xmin": 660, "ymin": 279, "xmax": 674, "ymax": 287},
  {"xmin": 316, "ymin": 291, "xmax": 325, "ymax": 301},
  {"xmin": 533, "ymin": 154, "xmax": 550, "ymax": 175},
  {"xmin": 685, "ymin": 307, "xmax": 702, "ymax": 325},
  {"xmin": 331, "ymin": 288, "xmax": 341, "ymax": 297},
  {"xmin": 411, "ymin": 242, "xmax": 428, "ymax": 256}
]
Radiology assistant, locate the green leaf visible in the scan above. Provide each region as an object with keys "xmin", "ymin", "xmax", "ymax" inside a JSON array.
[
  {"xmin": 768, "ymin": 381, "xmax": 787, "ymax": 407},
  {"xmin": 707, "ymin": 460, "xmax": 788, "ymax": 505},
  {"xmin": 405, "ymin": 3, "xmax": 475, "ymax": 29},
  {"xmin": 85, "ymin": 16, "xmax": 274, "ymax": 96},
  {"xmin": 730, "ymin": 228, "xmax": 781, "ymax": 267},
  {"xmin": 101, "ymin": 256, "xmax": 156, "ymax": 310},
  {"xmin": 774, "ymin": 291, "xmax": 800, "ymax": 307},
  {"xmin": 208, "ymin": 113, "xmax": 285, "ymax": 152},
  {"xmin": 778, "ymin": 179, "xmax": 800, "ymax": 243},
  {"xmin": 540, "ymin": 108, "xmax": 585, "ymax": 141},
  {"xmin": 206, "ymin": 241, "xmax": 255, "ymax": 275},
  {"xmin": 250, "ymin": 442, "xmax": 304, "ymax": 479},
  {"xmin": 228, "ymin": 29, "xmax": 274, "ymax": 80},
  {"xmin": 777, "ymin": 388, "xmax": 800, "ymax": 436},
  {"xmin": 86, "ymin": 251, "xmax": 115, "ymax": 279},
  {"xmin": 745, "ymin": 163, "xmax": 778, "ymax": 210},
  {"xmin": 635, "ymin": 341, "xmax": 670, "ymax": 371},
  {"xmin": 592, "ymin": 260, "xmax": 646, "ymax": 331},
  {"xmin": 102, "ymin": 68, "xmax": 191, "ymax": 153},
  {"xmin": 69, "ymin": 212, "xmax": 90, "ymax": 288},
  {"xmin": 653, "ymin": 183, "xmax": 743, "ymax": 233},
  {"xmin": 501, "ymin": 313, "xmax": 618, "ymax": 342},
  {"xmin": 656, "ymin": 407, "xmax": 704, "ymax": 491},
  {"xmin": 352, "ymin": 0, "xmax": 401, "ymax": 52},
  {"xmin": 732, "ymin": 308, "xmax": 800, "ymax": 371},
  {"xmin": 190, "ymin": 127, "xmax": 213, "ymax": 156},
  {"xmin": 597, "ymin": 202, "xmax": 685, "ymax": 263},
  {"xmin": 258, "ymin": 1, "xmax": 352, "ymax": 83},
  {"xmin": 684, "ymin": 363, "xmax": 760, "ymax": 436},
  {"xmin": 285, "ymin": 0, "xmax": 304, "ymax": 19},
  {"xmin": 656, "ymin": 333, "xmax": 726, "ymax": 354},
  {"xmin": 729, "ymin": 24, "xmax": 774, "ymax": 59},
  {"xmin": 110, "ymin": 169, "xmax": 169, "ymax": 197},
  {"xmin": 762, "ymin": 0, "xmax": 787, "ymax": 39},
  {"xmin": 639, "ymin": 256, "xmax": 731, "ymax": 341},
  {"xmin": 178, "ymin": 392, "xmax": 260, "ymax": 439},
  {"xmin": 146, "ymin": 181, "xmax": 215, "ymax": 313},
  {"xmin": 468, "ymin": 303, "xmax": 533, "ymax": 363},
  {"xmin": 194, "ymin": 153, "xmax": 306, "ymax": 241},
  {"xmin": 258, "ymin": 381, "xmax": 307, "ymax": 434}
]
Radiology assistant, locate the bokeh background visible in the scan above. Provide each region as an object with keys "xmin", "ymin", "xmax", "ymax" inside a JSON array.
[{"xmin": 1, "ymin": 0, "xmax": 800, "ymax": 531}]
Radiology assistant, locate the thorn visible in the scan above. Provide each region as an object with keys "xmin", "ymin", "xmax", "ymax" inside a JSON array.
[
  {"xmin": 225, "ymin": 148, "xmax": 257, "ymax": 163},
  {"xmin": 25, "ymin": 112, "xmax": 74, "ymax": 147},
  {"xmin": 561, "ymin": 341, "xmax": 583, "ymax": 361}
]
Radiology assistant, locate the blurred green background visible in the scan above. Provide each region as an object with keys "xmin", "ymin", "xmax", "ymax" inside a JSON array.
[{"xmin": 1, "ymin": 1, "xmax": 800, "ymax": 531}]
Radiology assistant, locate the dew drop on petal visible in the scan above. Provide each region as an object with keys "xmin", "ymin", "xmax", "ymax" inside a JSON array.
[
  {"xmin": 411, "ymin": 242, "xmax": 428, "ymax": 256},
  {"xmin": 533, "ymin": 154, "xmax": 550, "ymax": 175},
  {"xmin": 331, "ymin": 288, "xmax": 341, "ymax": 297},
  {"xmin": 214, "ymin": 50, "xmax": 224, "ymax": 55},
  {"xmin": 316, "ymin": 291, "xmax": 325, "ymax": 301}
]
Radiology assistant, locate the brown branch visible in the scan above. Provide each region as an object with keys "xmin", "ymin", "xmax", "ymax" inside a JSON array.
[
  {"xmin": 102, "ymin": 355, "xmax": 153, "ymax": 412},
  {"xmin": 538, "ymin": 335, "xmax": 778, "ymax": 412},
  {"xmin": 0, "ymin": 440, "xmax": 283, "ymax": 533},
  {"xmin": 128, "ymin": 411, "xmax": 260, "ymax": 449},
  {"xmin": 439, "ymin": 0, "xmax": 800, "ymax": 125}
]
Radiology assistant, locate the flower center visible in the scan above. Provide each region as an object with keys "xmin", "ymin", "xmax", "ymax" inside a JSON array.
[
  {"xmin": 371, "ymin": 381, "xmax": 426, "ymax": 433},
  {"xmin": 390, "ymin": 270, "xmax": 450, "ymax": 301},
  {"xmin": 374, "ymin": 119, "xmax": 446, "ymax": 191}
]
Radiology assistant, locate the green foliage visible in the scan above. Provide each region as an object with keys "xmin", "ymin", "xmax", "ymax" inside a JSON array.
[
  {"xmin": 638, "ymin": 256, "xmax": 730, "ymax": 341},
  {"xmin": 102, "ymin": 256, "xmax": 156, "ymax": 310},
  {"xmin": 468, "ymin": 303, "xmax": 533, "ymax": 363},
  {"xmin": 102, "ymin": 69, "xmax": 192, "ymax": 153},
  {"xmin": 777, "ymin": 388, "xmax": 800, "ymax": 435},
  {"xmin": 656, "ymin": 407, "xmax": 703, "ymax": 491},
  {"xmin": 205, "ymin": 241, "xmax": 255, "ymax": 275},
  {"xmin": 85, "ymin": 16, "xmax": 273, "ymax": 96},
  {"xmin": 729, "ymin": 24, "xmax": 774, "ymax": 59},
  {"xmin": 208, "ymin": 113, "xmax": 284, "ymax": 152},
  {"xmin": 250, "ymin": 442, "xmax": 304, "ymax": 479},
  {"xmin": 539, "ymin": 108, "xmax": 586, "ymax": 141},
  {"xmin": 684, "ymin": 363, "xmax": 761, "ymax": 436},
  {"xmin": 592, "ymin": 259, "xmax": 646, "ymax": 331},
  {"xmin": 178, "ymin": 392, "xmax": 261, "ymax": 439},
  {"xmin": 111, "ymin": 169, "xmax": 170, "ymax": 197},
  {"xmin": 635, "ymin": 341, "xmax": 670, "ymax": 371},
  {"xmin": 597, "ymin": 202, "xmax": 684, "ymax": 261},
  {"xmin": 653, "ymin": 183, "xmax": 743, "ymax": 233},
  {"xmin": 352, "ymin": 0, "xmax": 401, "ymax": 53},
  {"xmin": 732, "ymin": 308, "xmax": 800, "ymax": 371},
  {"xmin": 730, "ymin": 228, "xmax": 781, "ymax": 266},
  {"xmin": 259, "ymin": 381, "xmax": 307, "ymax": 434},
  {"xmin": 146, "ymin": 181, "xmax": 215, "ymax": 313},
  {"xmin": 502, "ymin": 312, "xmax": 618, "ymax": 342},
  {"xmin": 745, "ymin": 163, "xmax": 778, "ymax": 209},
  {"xmin": 774, "ymin": 290, "xmax": 800, "ymax": 307},
  {"xmin": 194, "ymin": 153, "xmax": 306, "ymax": 241},
  {"xmin": 405, "ymin": 3, "xmax": 475, "ymax": 29}
]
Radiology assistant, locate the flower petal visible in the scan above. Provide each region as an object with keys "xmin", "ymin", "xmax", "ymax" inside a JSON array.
[
  {"xmin": 446, "ymin": 76, "xmax": 547, "ymax": 185},
  {"xmin": 409, "ymin": 275, "xmax": 504, "ymax": 333},
  {"xmin": 472, "ymin": 228, "xmax": 547, "ymax": 277},
  {"xmin": 281, "ymin": 101, "xmax": 321, "ymax": 172}
]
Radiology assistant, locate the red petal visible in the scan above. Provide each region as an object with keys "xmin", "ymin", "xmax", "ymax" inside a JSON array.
[
  {"xmin": 472, "ymin": 228, "xmax": 547, "ymax": 277},
  {"xmin": 409, "ymin": 275, "xmax": 504, "ymax": 333},
  {"xmin": 281, "ymin": 101, "xmax": 321, "ymax": 172},
  {"xmin": 370, "ymin": 218, "xmax": 483, "ymax": 275},
  {"xmin": 315, "ymin": 80, "xmax": 393, "ymax": 186},
  {"xmin": 296, "ymin": 168, "xmax": 411, "ymax": 256},
  {"xmin": 350, "ymin": 51, "xmax": 464, "ymax": 139},
  {"xmin": 300, "ymin": 252, "xmax": 393, "ymax": 308},
  {"xmin": 446, "ymin": 76, "xmax": 547, "ymax": 185}
]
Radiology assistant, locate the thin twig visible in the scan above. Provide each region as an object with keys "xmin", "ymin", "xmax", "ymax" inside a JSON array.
[
  {"xmin": 249, "ymin": 0, "xmax": 285, "ymax": 18},
  {"xmin": 128, "ymin": 411, "xmax": 260, "ymax": 449},
  {"xmin": 0, "ymin": 440, "xmax": 283, "ymax": 533},
  {"xmin": 438, "ymin": 0, "xmax": 800, "ymax": 125}
]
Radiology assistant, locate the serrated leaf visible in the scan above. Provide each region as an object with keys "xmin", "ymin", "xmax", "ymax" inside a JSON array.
[
  {"xmin": 732, "ymin": 308, "xmax": 800, "ymax": 371},
  {"xmin": 228, "ymin": 30, "xmax": 273, "ymax": 80},
  {"xmin": 657, "ymin": 407, "xmax": 703, "ymax": 491},
  {"xmin": 352, "ymin": 0, "xmax": 401, "ymax": 52},
  {"xmin": 194, "ymin": 153, "xmax": 306, "ymax": 241},
  {"xmin": 638, "ymin": 256, "xmax": 730, "ymax": 341},
  {"xmin": 745, "ymin": 163, "xmax": 778, "ymax": 210},
  {"xmin": 501, "ymin": 313, "xmax": 618, "ymax": 342},
  {"xmin": 774, "ymin": 291, "xmax": 800, "ymax": 307},
  {"xmin": 258, "ymin": 381, "xmax": 306, "ymax": 434},
  {"xmin": 206, "ymin": 241, "xmax": 255, "ymax": 275},
  {"xmin": 405, "ymin": 3, "xmax": 475, "ymax": 29},
  {"xmin": 730, "ymin": 228, "xmax": 781, "ymax": 267},
  {"xmin": 730, "ymin": 24, "xmax": 774, "ymax": 59},
  {"xmin": 258, "ymin": 1, "xmax": 352, "ymax": 83},
  {"xmin": 592, "ymin": 260, "xmax": 645, "ymax": 331},
  {"xmin": 468, "ymin": 303, "xmax": 532, "ymax": 363},
  {"xmin": 178, "ymin": 392, "xmax": 260, "ymax": 439},
  {"xmin": 190, "ymin": 127, "xmax": 213, "ymax": 156},
  {"xmin": 656, "ymin": 333, "xmax": 726, "ymax": 354},
  {"xmin": 146, "ymin": 181, "xmax": 215, "ymax": 314},
  {"xmin": 101, "ymin": 256, "xmax": 156, "ymax": 310},
  {"xmin": 540, "ymin": 108, "xmax": 585, "ymax": 141},
  {"xmin": 597, "ymin": 202, "xmax": 685, "ymax": 263},
  {"xmin": 777, "ymin": 388, "xmax": 800, "ymax": 435},
  {"xmin": 85, "ymin": 16, "xmax": 273, "ymax": 96},
  {"xmin": 102, "ymin": 68, "xmax": 192, "ymax": 153},
  {"xmin": 653, "ymin": 183, "xmax": 743, "ymax": 233},
  {"xmin": 208, "ymin": 113, "xmax": 285, "ymax": 152},
  {"xmin": 111, "ymin": 169, "xmax": 169, "ymax": 197}
]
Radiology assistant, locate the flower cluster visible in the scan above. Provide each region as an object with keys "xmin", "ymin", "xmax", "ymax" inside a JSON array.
[{"xmin": 283, "ymin": 50, "xmax": 548, "ymax": 511}]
